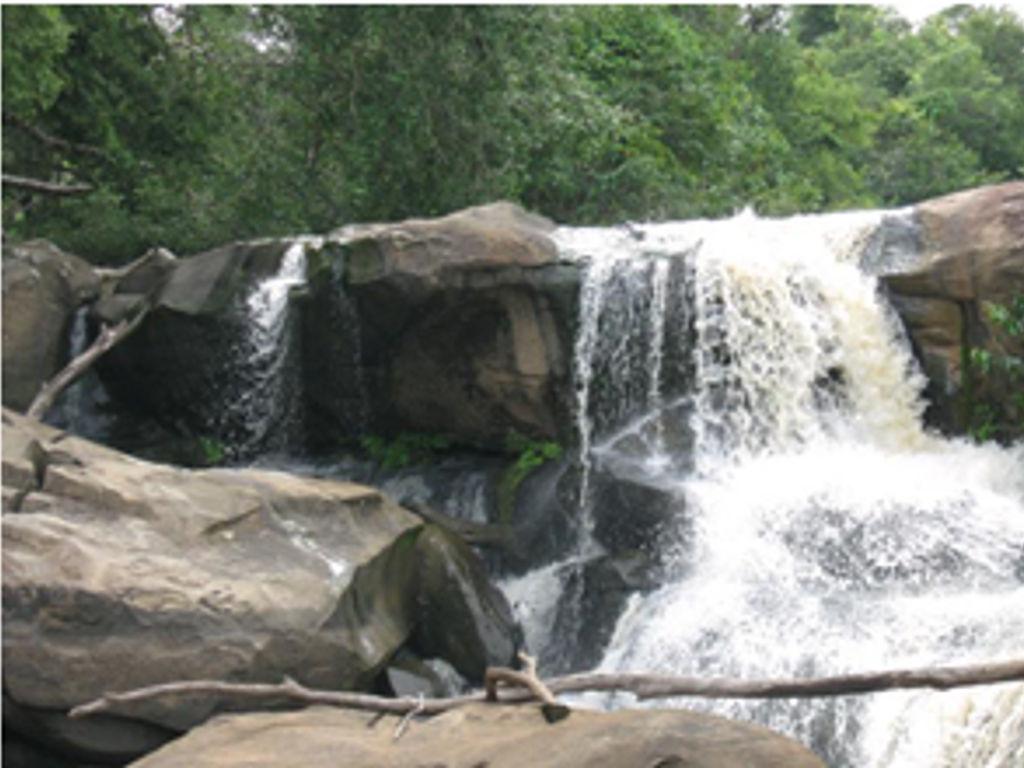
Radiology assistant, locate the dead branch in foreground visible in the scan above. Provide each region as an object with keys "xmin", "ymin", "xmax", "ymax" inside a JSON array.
[
  {"xmin": 486, "ymin": 653, "xmax": 570, "ymax": 723},
  {"xmin": 27, "ymin": 305, "xmax": 150, "ymax": 420},
  {"xmin": 69, "ymin": 658, "xmax": 1024, "ymax": 721}
]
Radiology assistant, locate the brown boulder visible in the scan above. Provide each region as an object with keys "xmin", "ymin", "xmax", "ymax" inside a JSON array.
[
  {"xmin": 2, "ymin": 409, "xmax": 518, "ymax": 762},
  {"xmin": 314, "ymin": 201, "xmax": 577, "ymax": 450},
  {"xmin": 884, "ymin": 182, "xmax": 1024, "ymax": 433},
  {"xmin": 129, "ymin": 702, "xmax": 826, "ymax": 768},
  {"xmin": 2, "ymin": 240, "xmax": 100, "ymax": 411}
]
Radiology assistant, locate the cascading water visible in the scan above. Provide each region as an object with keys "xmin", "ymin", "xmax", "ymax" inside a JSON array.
[
  {"xmin": 45, "ymin": 306, "xmax": 117, "ymax": 442},
  {"xmin": 537, "ymin": 209, "xmax": 1024, "ymax": 766},
  {"xmin": 221, "ymin": 239, "xmax": 313, "ymax": 458},
  {"xmin": 46, "ymin": 306, "xmax": 91, "ymax": 434}
]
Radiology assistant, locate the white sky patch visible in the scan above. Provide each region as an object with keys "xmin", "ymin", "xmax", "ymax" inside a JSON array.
[{"xmin": 884, "ymin": 0, "xmax": 1024, "ymax": 25}]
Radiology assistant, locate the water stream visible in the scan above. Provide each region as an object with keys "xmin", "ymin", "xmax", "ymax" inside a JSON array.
[
  {"xmin": 547, "ymin": 209, "xmax": 1024, "ymax": 766},
  {"xmin": 221, "ymin": 239, "xmax": 313, "ymax": 457}
]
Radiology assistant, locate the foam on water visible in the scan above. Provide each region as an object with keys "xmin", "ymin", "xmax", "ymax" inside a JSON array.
[{"xmin": 546, "ymin": 208, "xmax": 1024, "ymax": 766}]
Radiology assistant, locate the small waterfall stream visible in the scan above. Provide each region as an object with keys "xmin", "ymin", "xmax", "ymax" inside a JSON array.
[
  {"xmin": 531, "ymin": 208, "xmax": 1024, "ymax": 766},
  {"xmin": 220, "ymin": 239, "xmax": 313, "ymax": 458}
]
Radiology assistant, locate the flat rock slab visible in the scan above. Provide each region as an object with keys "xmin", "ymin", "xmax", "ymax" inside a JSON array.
[
  {"xmin": 131, "ymin": 702, "xmax": 826, "ymax": 768},
  {"xmin": 2, "ymin": 409, "xmax": 517, "ymax": 759}
]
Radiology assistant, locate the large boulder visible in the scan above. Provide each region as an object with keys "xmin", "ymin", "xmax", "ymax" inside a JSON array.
[
  {"xmin": 97, "ymin": 238, "xmax": 303, "ymax": 458},
  {"xmin": 2, "ymin": 240, "xmax": 100, "ymax": 411},
  {"xmin": 97, "ymin": 203, "xmax": 580, "ymax": 456},
  {"xmin": 884, "ymin": 182, "xmax": 1024, "ymax": 434},
  {"xmin": 2, "ymin": 409, "xmax": 518, "ymax": 763},
  {"xmin": 309, "ymin": 201, "xmax": 578, "ymax": 450},
  {"xmin": 128, "ymin": 702, "xmax": 826, "ymax": 768}
]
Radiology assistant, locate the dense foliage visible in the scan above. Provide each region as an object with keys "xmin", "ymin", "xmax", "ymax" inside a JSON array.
[
  {"xmin": 4, "ymin": 4, "xmax": 1023, "ymax": 263},
  {"xmin": 968, "ymin": 296, "xmax": 1024, "ymax": 443}
]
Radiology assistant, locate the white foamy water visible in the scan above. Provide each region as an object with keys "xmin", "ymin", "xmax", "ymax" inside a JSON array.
[
  {"xmin": 545, "ymin": 208, "xmax": 1024, "ymax": 766},
  {"xmin": 224, "ymin": 239, "xmax": 315, "ymax": 457},
  {"xmin": 246, "ymin": 240, "xmax": 311, "ymax": 360}
]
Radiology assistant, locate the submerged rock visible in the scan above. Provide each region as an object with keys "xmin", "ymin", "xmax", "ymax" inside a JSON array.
[
  {"xmin": 128, "ymin": 702, "xmax": 826, "ymax": 768},
  {"xmin": 545, "ymin": 551, "xmax": 661, "ymax": 674},
  {"xmin": 1, "ymin": 409, "xmax": 518, "ymax": 763}
]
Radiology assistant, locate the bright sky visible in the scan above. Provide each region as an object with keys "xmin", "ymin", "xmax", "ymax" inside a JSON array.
[{"xmin": 883, "ymin": 0, "xmax": 1024, "ymax": 24}]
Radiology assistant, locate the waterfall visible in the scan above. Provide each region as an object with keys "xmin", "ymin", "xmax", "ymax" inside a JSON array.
[
  {"xmin": 221, "ymin": 239, "xmax": 312, "ymax": 458},
  {"xmin": 543, "ymin": 208, "xmax": 1024, "ymax": 766},
  {"xmin": 48, "ymin": 306, "xmax": 91, "ymax": 433},
  {"xmin": 45, "ymin": 306, "xmax": 115, "ymax": 441}
]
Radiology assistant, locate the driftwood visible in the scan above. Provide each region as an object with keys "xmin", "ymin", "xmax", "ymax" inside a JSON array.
[
  {"xmin": 486, "ymin": 653, "xmax": 570, "ymax": 723},
  {"xmin": 27, "ymin": 305, "xmax": 150, "ymax": 420},
  {"xmin": 2, "ymin": 173, "xmax": 93, "ymax": 196},
  {"xmin": 69, "ymin": 658, "xmax": 1024, "ymax": 722}
]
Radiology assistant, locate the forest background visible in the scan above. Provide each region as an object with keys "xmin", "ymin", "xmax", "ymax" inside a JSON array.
[{"xmin": 3, "ymin": 4, "xmax": 1023, "ymax": 264}]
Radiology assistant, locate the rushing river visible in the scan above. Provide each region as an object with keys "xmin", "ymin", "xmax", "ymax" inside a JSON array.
[{"xmin": 548, "ymin": 209, "xmax": 1024, "ymax": 767}]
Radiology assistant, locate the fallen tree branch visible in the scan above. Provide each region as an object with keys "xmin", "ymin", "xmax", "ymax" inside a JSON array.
[
  {"xmin": 392, "ymin": 693, "xmax": 425, "ymax": 741},
  {"xmin": 545, "ymin": 658, "xmax": 1024, "ymax": 700},
  {"xmin": 486, "ymin": 652, "xmax": 570, "ymax": 723},
  {"xmin": 2, "ymin": 173, "xmax": 93, "ymax": 196},
  {"xmin": 69, "ymin": 677, "xmax": 492, "ymax": 720},
  {"xmin": 27, "ymin": 304, "xmax": 150, "ymax": 420},
  {"xmin": 69, "ymin": 658, "xmax": 1024, "ymax": 721}
]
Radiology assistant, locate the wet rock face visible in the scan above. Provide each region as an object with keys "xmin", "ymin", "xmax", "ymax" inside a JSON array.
[
  {"xmin": 96, "ymin": 239, "xmax": 298, "ymax": 456},
  {"xmin": 1, "ymin": 409, "xmax": 519, "ymax": 764},
  {"xmin": 2, "ymin": 240, "xmax": 100, "ymax": 411},
  {"xmin": 127, "ymin": 702, "xmax": 827, "ymax": 768},
  {"xmin": 92, "ymin": 203, "xmax": 580, "ymax": 456},
  {"xmin": 326, "ymin": 201, "xmax": 579, "ymax": 451},
  {"xmin": 884, "ymin": 181, "xmax": 1024, "ymax": 434}
]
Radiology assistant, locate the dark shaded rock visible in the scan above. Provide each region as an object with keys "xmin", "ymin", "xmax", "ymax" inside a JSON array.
[
  {"xmin": 503, "ymin": 457, "xmax": 578, "ymax": 572},
  {"xmin": 3, "ymin": 693, "xmax": 175, "ymax": 766},
  {"xmin": 545, "ymin": 551, "xmax": 659, "ymax": 673},
  {"xmin": 411, "ymin": 524, "xmax": 520, "ymax": 680},
  {"xmin": 127, "ymin": 702, "xmax": 826, "ymax": 768},
  {"xmin": 97, "ymin": 239, "xmax": 302, "ymax": 456},
  {"xmin": 2, "ymin": 732, "xmax": 85, "ymax": 768},
  {"xmin": 2, "ymin": 240, "xmax": 100, "ymax": 411},
  {"xmin": 591, "ymin": 458, "xmax": 683, "ymax": 555},
  {"xmin": 381, "ymin": 649, "xmax": 467, "ymax": 699}
]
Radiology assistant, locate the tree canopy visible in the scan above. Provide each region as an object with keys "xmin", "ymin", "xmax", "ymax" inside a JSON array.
[{"xmin": 3, "ymin": 4, "xmax": 1023, "ymax": 263}]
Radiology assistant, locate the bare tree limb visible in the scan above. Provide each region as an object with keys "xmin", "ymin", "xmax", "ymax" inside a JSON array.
[
  {"xmin": 2, "ymin": 174, "xmax": 93, "ymax": 196},
  {"xmin": 486, "ymin": 653, "xmax": 558, "ymax": 706},
  {"xmin": 545, "ymin": 658, "xmax": 1024, "ymax": 700},
  {"xmin": 69, "ymin": 677, "xmax": 493, "ymax": 720},
  {"xmin": 485, "ymin": 652, "xmax": 570, "ymax": 723},
  {"xmin": 392, "ymin": 693, "xmax": 425, "ymax": 741},
  {"xmin": 27, "ymin": 305, "xmax": 150, "ymax": 420},
  {"xmin": 68, "ymin": 658, "xmax": 1024, "ymax": 722},
  {"xmin": 4, "ymin": 114, "xmax": 106, "ymax": 157}
]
